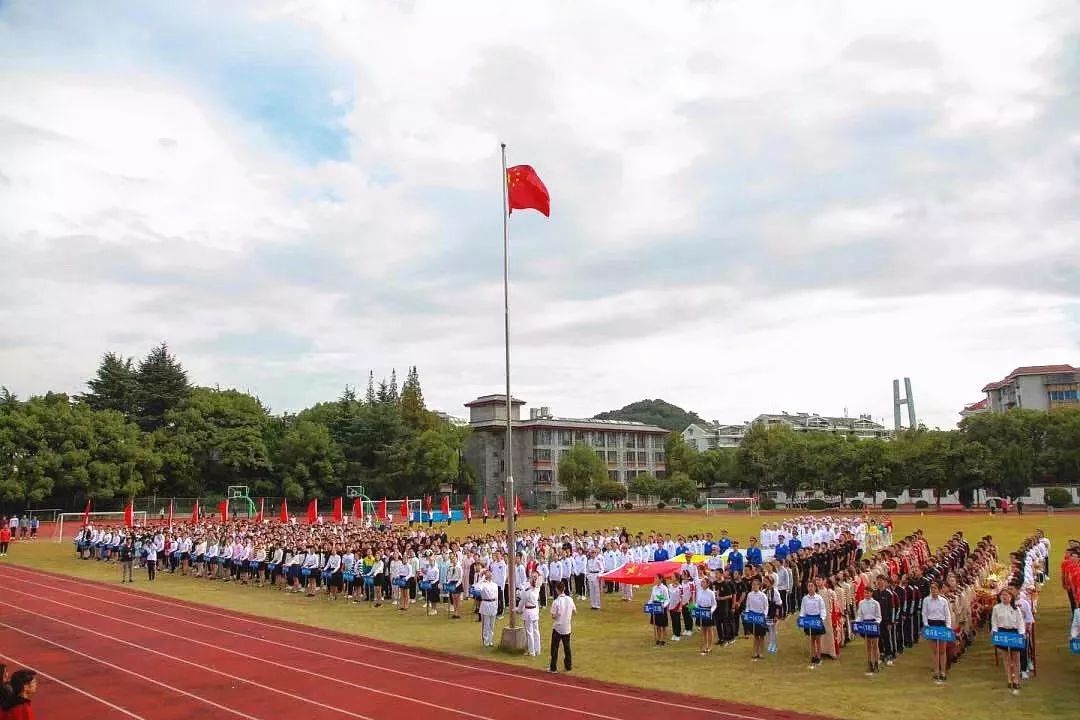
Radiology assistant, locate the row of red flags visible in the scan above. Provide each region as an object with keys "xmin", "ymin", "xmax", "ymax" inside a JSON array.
[{"xmin": 85, "ymin": 494, "xmax": 524, "ymax": 529}]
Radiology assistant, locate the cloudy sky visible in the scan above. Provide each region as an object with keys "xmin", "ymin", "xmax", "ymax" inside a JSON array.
[{"xmin": 1, "ymin": 0, "xmax": 1077, "ymax": 430}]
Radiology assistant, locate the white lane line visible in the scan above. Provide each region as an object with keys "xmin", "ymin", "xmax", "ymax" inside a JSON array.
[{"xmin": 0, "ymin": 649, "xmax": 147, "ymax": 719}]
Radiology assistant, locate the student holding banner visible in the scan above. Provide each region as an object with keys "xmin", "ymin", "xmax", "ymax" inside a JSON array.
[
  {"xmin": 744, "ymin": 578, "xmax": 769, "ymax": 661},
  {"xmin": 922, "ymin": 581, "xmax": 953, "ymax": 684},
  {"xmin": 991, "ymin": 588, "xmax": 1025, "ymax": 695},
  {"xmin": 855, "ymin": 590, "xmax": 882, "ymax": 675},
  {"xmin": 648, "ymin": 575, "xmax": 670, "ymax": 646},
  {"xmin": 798, "ymin": 579, "xmax": 827, "ymax": 669},
  {"xmin": 696, "ymin": 578, "xmax": 717, "ymax": 655}
]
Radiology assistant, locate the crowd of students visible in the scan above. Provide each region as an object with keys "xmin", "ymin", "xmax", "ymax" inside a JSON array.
[
  {"xmin": 68, "ymin": 512, "xmax": 1069, "ymax": 692},
  {"xmin": 0, "ymin": 664, "xmax": 38, "ymax": 720}
]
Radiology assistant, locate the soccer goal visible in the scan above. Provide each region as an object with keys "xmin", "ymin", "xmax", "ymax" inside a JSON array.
[
  {"xmin": 705, "ymin": 497, "xmax": 759, "ymax": 517},
  {"xmin": 54, "ymin": 511, "xmax": 148, "ymax": 541}
]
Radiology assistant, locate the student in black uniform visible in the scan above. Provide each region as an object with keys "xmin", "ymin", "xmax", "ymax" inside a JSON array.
[
  {"xmin": 716, "ymin": 572, "xmax": 736, "ymax": 645},
  {"xmin": 873, "ymin": 576, "xmax": 895, "ymax": 665}
]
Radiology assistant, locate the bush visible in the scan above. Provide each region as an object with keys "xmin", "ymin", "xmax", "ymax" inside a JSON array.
[
  {"xmin": 623, "ymin": 502, "xmax": 634, "ymax": 511},
  {"xmin": 849, "ymin": 499, "xmax": 864, "ymax": 510},
  {"xmin": 760, "ymin": 497, "xmax": 776, "ymax": 511},
  {"xmin": 806, "ymin": 498, "xmax": 827, "ymax": 511},
  {"xmin": 545, "ymin": 502, "xmax": 558, "ymax": 511},
  {"xmin": 1044, "ymin": 487, "xmax": 1072, "ymax": 508},
  {"xmin": 914, "ymin": 499, "xmax": 929, "ymax": 509},
  {"xmin": 656, "ymin": 501, "xmax": 666, "ymax": 509},
  {"xmin": 728, "ymin": 501, "xmax": 749, "ymax": 510},
  {"xmin": 881, "ymin": 498, "xmax": 898, "ymax": 510}
]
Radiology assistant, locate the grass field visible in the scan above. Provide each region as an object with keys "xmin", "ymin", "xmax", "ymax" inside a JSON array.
[{"xmin": 3, "ymin": 511, "xmax": 1078, "ymax": 720}]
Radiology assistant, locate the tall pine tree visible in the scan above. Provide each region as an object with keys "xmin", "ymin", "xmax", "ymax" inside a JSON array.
[
  {"xmin": 81, "ymin": 352, "xmax": 139, "ymax": 418},
  {"xmin": 388, "ymin": 368, "xmax": 400, "ymax": 403},
  {"xmin": 135, "ymin": 342, "xmax": 191, "ymax": 431},
  {"xmin": 400, "ymin": 366, "xmax": 428, "ymax": 429},
  {"xmin": 365, "ymin": 371, "xmax": 376, "ymax": 404}
]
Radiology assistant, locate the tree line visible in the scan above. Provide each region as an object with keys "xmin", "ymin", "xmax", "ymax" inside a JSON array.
[
  {"xmin": 555, "ymin": 407, "xmax": 1080, "ymax": 506},
  {"xmin": 0, "ymin": 344, "xmax": 472, "ymax": 512}
]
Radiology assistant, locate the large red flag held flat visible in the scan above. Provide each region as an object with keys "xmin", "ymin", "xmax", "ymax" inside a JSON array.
[
  {"xmin": 123, "ymin": 499, "xmax": 134, "ymax": 529},
  {"xmin": 332, "ymin": 497, "xmax": 344, "ymax": 524},
  {"xmin": 279, "ymin": 498, "xmax": 289, "ymax": 523},
  {"xmin": 506, "ymin": 165, "xmax": 550, "ymax": 217},
  {"xmin": 307, "ymin": 499, "xmax": 318, "ymax": 525}
]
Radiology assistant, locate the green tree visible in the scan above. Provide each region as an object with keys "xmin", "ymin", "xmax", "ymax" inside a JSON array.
[
  {"xmin": 593, "ymin": 479, "xmax": 627, "ymax": 502},
  {"xmin": 664, "ymin": 432, "xmax": 693, "ymax": 476},
  {"xmin": 399, "ymin": 366, "xmax": 429, "ymax": 430},
  {"xmin": 80, "ymin": 352, "xmax": 138, "ymax": 418},
  {"xmin": 135, "ymin": 342, "xmax": 191, "ymax": 431},
  {"xmin": 558, "ymin": 443, "xmax": 605, "ymax": 508},
  {"xmin": 272, "ymin": 419, "xmax": 340, "ymax": 501},
  {"xmin": 628, "ymin": 472, "xmax": 659, "ymax": 502},
  {"xmin": 689, "ymin": 449, "xmax": 739, "ymax": 493},
  {"xmin": 659, "ymin": 471, "xmax": 698, "ymax": 503}
]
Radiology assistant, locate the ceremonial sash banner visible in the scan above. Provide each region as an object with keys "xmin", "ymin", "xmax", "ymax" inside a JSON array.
[
  {"xmin": 854, "ymin": 621, "xmax": 880, "ymax": 637},
  {"xmin": 693, "ymin": 606, "xmax": 715, "ymax": 621},
  {"xmin": 991, "ymin": 631, "xmax": 1025, "ymax": 650},
  {"xmin": 923, "ymin": 625, "xmax": 956, "ymax": 642},
  {"xmin": 741, "ymin": 610, "xmax": 767, "ymax": 626},
  {"xmin": 644, "ymin": 601, "xmax": 666, "ymax": 615},
  {"xmin": 797, "ymin": 615, "xmax": 825, "ymax": 631},
  {"xmin": 1070, "ymin": 638, "xmax": 1080, "ymax": 654}
]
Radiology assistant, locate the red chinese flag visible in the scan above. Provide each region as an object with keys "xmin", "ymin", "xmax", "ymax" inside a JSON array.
[
  {"xmin": 464, "ymin": 496, "xmax": 472, "ymax": 519},
  {"xmin": 81, "ymin": 498, "xmax": 92, "ymax": 527},
  {"xmin": 218, "ymin": 499, "xmax": 228, "ymax": 522},
  {"xmin": 515, "ymin": 495, "xmax": 523, "ymax": 515},
  {"xmin": 307, "ymin": 499, "xmax": 318, "ymax": 525},
  {"xmin": 400, "ymin": 497, "xmax": 410, "ymax": 521},
  {"xmin": 352, "ymin": 498, "xmax": 363, "ymax": 520},
  {"xmin": 440, "ymin": 496, "xmax": 450, "ymax": 516},
  {"xmin": 497, "ymin": 495, "xmax": 505, "ymax": 515},
  {"xmin": 379, "ymin": 497, "xmax": 388, "ymax": 520},
  {"xmin": 123, "ymin": 499, "xmax": 134, "ymax": 529},
  {"xmin": 333, "ymin": 497, "xmax": 344, "ymax": 524},
  {"xmin": 279, "ymin": 498, "xmax": 289, "ymax": 523},
  {"xmin": 482, "ymin": 496, "xmax": 489, "ymax": 517},
  {"xmin": 506, "ymin": 164, "xmax": 550, "ymax": 217},
  {"xmin": 255, "ymin": 497, "xmax": 265, "ymax": 524},
  {"xmin": 190, "ymin": 499, "xmax": 200, "ymax": 524}
]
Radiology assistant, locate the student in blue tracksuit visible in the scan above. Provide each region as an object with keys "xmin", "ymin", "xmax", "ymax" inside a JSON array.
[
  {"xmin": 653, "ymin": 545, "xmax": 670, "ymax": 562},
  {"xmin": 718, "ymin": 531, "xmax": 732, "ymax": 553},
  {"xmin": 746, "ymin": 538, "xmax": 763, "ymax": 568},
  {"xmin": 728, "ymin": 542, "xmax": 745, "ymax": 575},
  {"xmin": 788, "ymin": 536, "xmax": 802, "ymax": 554},
  {"xmin": 774, "ymin": 537, "xmax": 790, "ymax": 562}
]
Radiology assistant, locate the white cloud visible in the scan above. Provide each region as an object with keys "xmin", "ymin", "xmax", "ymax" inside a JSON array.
[{"xmin": 1, "ymin": 0, "xmax": 1078, "ymax": 431}]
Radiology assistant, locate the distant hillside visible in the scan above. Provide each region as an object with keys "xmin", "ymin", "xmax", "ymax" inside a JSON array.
[{"xmin": 592, "ymin": 399, "xmax": 703, "ymax": 432}]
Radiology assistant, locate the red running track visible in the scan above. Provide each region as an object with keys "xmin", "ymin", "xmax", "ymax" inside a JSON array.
[{"xmin": 0, "ymin": 564, "xmax": 833, "ymax": 720}]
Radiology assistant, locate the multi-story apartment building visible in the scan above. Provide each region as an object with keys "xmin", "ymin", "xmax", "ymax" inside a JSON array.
[
  {"xmin": 463, "ymin": 394, "xmax": 669, "ymax": 508},
  {"xmin": 682, "ymin": 412, "xmax": 890, "ymax": 450},
  {"xmin": 981, "ymin": 365, "xmax": 1079, "ymax": 413}
]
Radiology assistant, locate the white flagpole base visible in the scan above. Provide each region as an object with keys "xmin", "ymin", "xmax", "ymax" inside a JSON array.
[{"xmin": 499, "ymin": 625, "xmax": 527, "ymax": 652}]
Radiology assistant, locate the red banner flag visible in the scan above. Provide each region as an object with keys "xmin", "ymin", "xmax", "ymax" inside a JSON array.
[
  {"xmin": 333, "ymin": 497, "xmax": 344, "ymax": 524},
  {"xmin": 515, "ymin": 495, "xmax": 523, "ymax": 515},
  {"xmin": 482, "ymin": 496, "xmax": 489, "ymax": 517},
  {"xmin": 379, "ymin": 497, "xmax": 388, "ymax": 521},
  {"xmin": 400, "ymin": 497, "xmax": 410, "ymax": 521},
  {"xmin": 218, "ymin": 499, "xmax": 228, "ymax": 522},
  {"xmin": 81, "ymin": 498, "xmax": 92, "ymax": 527},
  {"xmin": 352, "ymin": 497, "xmax": 363, "ymax": 521},
  {"xmin": 279, "ymin": 498, "xmax": 289, "ymax": 523},
  {"xmin": 255, "ymin": 497, "xmax": 265, "ymax": 523},
  {"xmin": 190, "ymin": 499, "xmax": 200, "ymax": 524},
  {"xmin": 464, "ymin": 496, "xmax": 472, "ymax": 520},
  {"xmin": 425, "ymin": 495, "xmax": 432, "ymax": 513},
  {"xmin": 506, "ymin": 164, "xmax": 550, "ymax": 217},
  {"xmin": 123, "ymin": 499, "xmax": 134, "ymax": 529},
  {"xmin": 440, "ymin": 495, "xmax": 450, "ymax": 516},
  {"xmin": 167, "ymin": 499, "xmax": 174, "ymax": 528},
  {"xmin": 307, "ymin": 499, "xmax": 318, "ymax": 525},
  {"xmin": 497, "ymin": 495, "xmax": 505, "ymax": 515}
]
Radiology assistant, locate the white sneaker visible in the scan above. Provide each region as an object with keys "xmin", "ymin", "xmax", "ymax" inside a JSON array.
[
  {"xmin": 1021, "ymin": 671, "xmax": 1029, "ymax": 680},
  {"xmin": 671, "ymin": 636, "xmax": 681, "ymax": 642}
]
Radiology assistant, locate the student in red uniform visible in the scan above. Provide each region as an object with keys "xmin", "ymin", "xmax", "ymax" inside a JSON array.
[
  {"xmin": 2, "ymin": 669, "xmax": 37, "ymax": 720},
  {"xmin": 0, "ymin": 525, "xmax": 10, "ymax": 556}
]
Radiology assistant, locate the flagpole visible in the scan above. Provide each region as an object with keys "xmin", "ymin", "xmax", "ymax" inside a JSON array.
[{"xmin": 500, "ymin": 142, "xmax": 521, "ymax": 646}]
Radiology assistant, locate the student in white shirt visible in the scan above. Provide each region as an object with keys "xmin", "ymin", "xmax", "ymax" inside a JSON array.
[
  {"xmin": 855, "ymin": 592, "xmax": 883, "ymax": 675},
  {"xmin": 990, "ymin": 589, "xmax": 1025, "ymax": 694},
  {"xmin": 798, "ymin": 580, "xmax": 826, "ymax": 669},
  {"xmin": 518, "ymin": 573, "xmax": 543, "ymax": 657},
  {"xmin": 549, "ymin": 581, "xmax": 576, "ymax": 673},
  {"xmin": 744, "ymin": 578, "xmax": 769, "ymax": 661},
  {"xmin": 649, "ymin": 576, "xmax": 671, "ymax": 646},
  {"xmin": 922, "ymin": 581, "xmax": 953, "ymax": 683},
  {"xmin": 696, "ymin": 578, "xmax": 716, "ymax": 655},
  {"xmin": 471, "ymin": 569, "xmax": 500, "ymax": 647}
]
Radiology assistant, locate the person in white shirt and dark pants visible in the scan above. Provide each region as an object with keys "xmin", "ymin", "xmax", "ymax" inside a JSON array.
[
  {"xmin": 549, "ymin": 581, "xmax": 576, "ymax": 673},
  {"xmin": 922, "ymin": 581, "xmax": 953, "ymax": 683}
]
